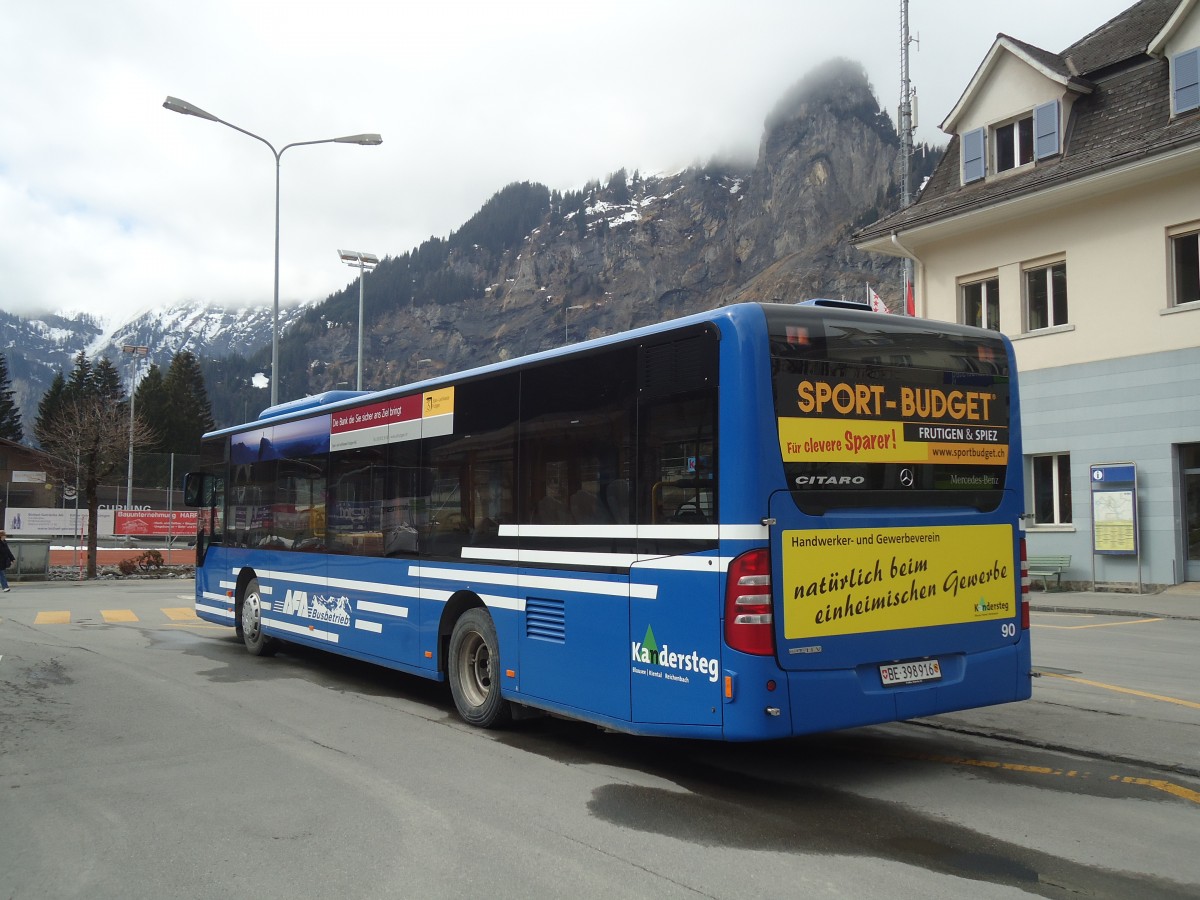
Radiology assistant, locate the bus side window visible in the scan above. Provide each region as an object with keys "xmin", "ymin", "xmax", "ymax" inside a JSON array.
[
  {"xmin": 328, "ymin": 446, "xmax": 387, "ymax": 556},
  {"xmin": 519, "ymin": 347, "xmax": 636, "ymax": 528},
  {"xmin": 638, "ymin": 395, "xmax": 716, "ymax": 525},
  {"xmin": 422, "ymin": 373, "xmax": 519, "ymax": 560},
  {"xmin": 635, "ymin": 327, "xmax": 719, "ymax": 527}
]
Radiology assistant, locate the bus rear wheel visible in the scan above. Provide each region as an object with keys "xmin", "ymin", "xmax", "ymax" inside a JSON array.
[
  {"xmin": 238, "ymin": 577, "xmax": 278, "ymax": 657},
  {"xmin": 448, "ymin": 608, "xmax": 510, "ymax": 728}
]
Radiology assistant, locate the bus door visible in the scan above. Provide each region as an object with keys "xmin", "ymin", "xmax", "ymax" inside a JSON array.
[
  {"xmin": 629, "ymin": 559, "xmax": 722, "ymax": 729},
  {"xmin": 629, "ymin": 373, "xmax": 722, "ymax": 731}
]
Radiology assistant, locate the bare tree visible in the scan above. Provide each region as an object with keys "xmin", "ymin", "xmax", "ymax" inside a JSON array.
[{"xmin": 35, "ymin": 395, "xmax": 157, "ymax": 578}]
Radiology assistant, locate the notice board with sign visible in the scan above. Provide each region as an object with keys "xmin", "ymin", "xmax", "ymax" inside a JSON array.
[{"xmin": 1089, "ymin": 462, "xmax": 1141, "ymax": 593}]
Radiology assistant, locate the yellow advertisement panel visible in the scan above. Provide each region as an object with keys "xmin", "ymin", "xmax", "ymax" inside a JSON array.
[
  {"xmin": 779, "ymin": 417, "xmax": 1009, "ymax": 465},
  {"xmin": 422, "ymin": 386, "xmax": 454, "ymax": 417},
  {"xmin": 776, "ymin": 375, "xmax": 1009, "ymax": 467},
  {"xmin": 781, "ymin": 524, "xmax": 1016, "ymax": 639}
]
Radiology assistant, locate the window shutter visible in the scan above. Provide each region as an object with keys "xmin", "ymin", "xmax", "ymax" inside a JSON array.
[
  {"xmin": 1034, "ymin": 100, "xmax": 1060, "ymax": 159},
  {"xmin": 1174, "ymin": 48, "xmax": 1200, "ymax": 114},
  {"xmin": 962, "ymin": 127, "xmax": 986, "ymax": 183}
]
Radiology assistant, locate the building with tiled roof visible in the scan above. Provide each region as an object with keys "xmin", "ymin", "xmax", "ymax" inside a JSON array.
[{"xmin": 855, "ymin": 0, "xmax": 1200, "ymax": 588}]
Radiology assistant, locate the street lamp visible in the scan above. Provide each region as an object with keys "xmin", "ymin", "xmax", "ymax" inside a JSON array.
[
  {"xmin": 564, "ymin": 303, "xmax": 584, "ymax": 343},
  {"xmin": 338, "ymin": 249, "xmax": 379, "ymax": 390},
  {"xmin": 162, "ymin": 96, "xmax": 382, "ymax": 406},
  {"xmin": 122, "ymin": 344, "xmax": 149, "ymax": 510}
]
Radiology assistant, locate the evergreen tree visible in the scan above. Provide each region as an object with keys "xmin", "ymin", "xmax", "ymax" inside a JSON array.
[
  {"xmin": 162, "ymin": 351, "xmax": 215, "ymax": 452},
  {"xmin": 33, "ymin": 351, "xmax": 151, "ymax": 579},
  {"xmin": 34, "ymin": 371, "xmax": 66, "ymax": 441},
  {"xmin": 0, "ymin": 353, "xmax": 23, "ymax": 443},
  {"xmin": 133, "ymin": 364, "xmax": 168, "ymax": 450},
  {"xmin": 65, "ymin": 351, "xmax": 93, "ymax": 398},
  {"xmin": 92, "ymin": 356, "xmax": 124, "ymax": 402}
]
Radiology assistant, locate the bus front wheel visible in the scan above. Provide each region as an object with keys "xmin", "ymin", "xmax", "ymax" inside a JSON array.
[
  {"xmin": 238, "ymin": 577, "xmax": 278, "ymax": 657},
  {"xmin": 448, "ymin": 608, "xmax": 510, "ymax": 728}
]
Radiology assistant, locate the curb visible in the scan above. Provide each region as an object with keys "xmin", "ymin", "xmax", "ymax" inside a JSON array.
[{"xmin": 1032, "ymin": 604, "xmax": 1200, "ymax": 622}]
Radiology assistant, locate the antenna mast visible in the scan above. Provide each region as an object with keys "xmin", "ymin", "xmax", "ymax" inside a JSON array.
[
  {"xmin": 899, "ymin": 0, "xmax": 918, "ymax": 314},
  {"xmin": 899, "ymin": 0, "xmax": 915, "ymax": 208}
]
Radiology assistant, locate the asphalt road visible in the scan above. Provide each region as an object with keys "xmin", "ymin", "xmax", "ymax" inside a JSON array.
[{"xmin": 1, "ymin": 580, "xmax": 1197, "ymax": 899}]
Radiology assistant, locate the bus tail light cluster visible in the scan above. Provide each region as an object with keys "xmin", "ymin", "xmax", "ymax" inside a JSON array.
[
  {"xmin": 725, "ymin": 548, "xmax": 775, "ymax": 656},
  {"xmin": 1019, "ymin": 538, "xmax": 1030, "ymax": 630}
]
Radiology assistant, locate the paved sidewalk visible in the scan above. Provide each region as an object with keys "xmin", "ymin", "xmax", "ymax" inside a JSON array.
[{"xmin": 1029, "ymin": 583, "xmax": 1200, "ymax": 620}]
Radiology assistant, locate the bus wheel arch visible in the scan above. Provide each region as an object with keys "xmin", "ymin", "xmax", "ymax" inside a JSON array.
[
  {"xmin": 443, "ymin": 598, "xmax": 511, "ymax": 728},
  {"xmin": 235, "ymin": 569, "xmax": 277, "ymax": 657}
]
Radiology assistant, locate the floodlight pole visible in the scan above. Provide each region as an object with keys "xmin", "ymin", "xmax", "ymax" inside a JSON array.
[
  {"xmin": 338, "ymin": 249, "xmax": 380, "ymax": 390},
  {"xmin": 162, "ymin": 96, "xmax": 381, "ymax": 406},
  {"xmin": 122, "ymin": 344, "xmax": 149, "ymax": 510}
]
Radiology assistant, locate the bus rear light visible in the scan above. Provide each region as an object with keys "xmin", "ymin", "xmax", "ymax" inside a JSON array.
[
  {"xmin": 725, "ymin": 548, "xmax": 774, "ymax": 656},
  {"xmin": 1019, "ymin": 538, "xmax": 1030, "ymax": 630}
]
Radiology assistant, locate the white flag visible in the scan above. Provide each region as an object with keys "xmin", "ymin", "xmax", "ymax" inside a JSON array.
[{"xmin": 869, "ymin": 287, "xmax": 888, "ymax": 313}]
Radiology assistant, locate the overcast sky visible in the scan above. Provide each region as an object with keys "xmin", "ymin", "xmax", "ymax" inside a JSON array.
[{"xmin": 0, "ymin": 0, "xmax": 1133, "ymax": 324}]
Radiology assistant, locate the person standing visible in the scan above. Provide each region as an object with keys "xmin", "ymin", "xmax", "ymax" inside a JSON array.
[{"xmin": 0, "ymin": 530, "xmax": 13, "ymax": 591}]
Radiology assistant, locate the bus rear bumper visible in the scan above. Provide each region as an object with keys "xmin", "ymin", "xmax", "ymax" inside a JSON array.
[{"xmin": 778, "ymin": 643, "xmax": 1033, "ymax": 737}]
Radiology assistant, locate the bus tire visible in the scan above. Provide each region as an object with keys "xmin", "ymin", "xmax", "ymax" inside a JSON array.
[
  {"xmin": 448, "ymin": 608, "xmax": 510, "ymax": 728},
  {"xmin": 238, "ymin": 577, "xmax": 278, "ymax": 657}
]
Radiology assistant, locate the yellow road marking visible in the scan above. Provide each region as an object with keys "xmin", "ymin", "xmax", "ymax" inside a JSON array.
[
  {"xmin": 892, "ymin": 749, "xmax": 1200, "ymax": 807},
  {"xmin": 1034, "ymin": 617, "xmax": 1162, "ymax": 630},
  {"xmin": 34, "ymin": 611, "xmax": 71, "ymax": 625},
  {"xmin": 1041, "ymin": 672, "xmax": 1200, "ymax": 710},
  {"xmin": 162, "ymin": 607, "xmax": 200, "ymax": 621},
  {"xmin": 101, "ymin": 609, "xmax": 139, "ymax": 623},
  {"xmin": 1110, "ymin": 776, "xmax": 1200, "ymax": 804}
]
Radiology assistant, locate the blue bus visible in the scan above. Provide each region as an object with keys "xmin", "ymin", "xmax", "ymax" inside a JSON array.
[{"xmin": 184, "ymin": 301, "xmax": 1031, "ymax": 740}]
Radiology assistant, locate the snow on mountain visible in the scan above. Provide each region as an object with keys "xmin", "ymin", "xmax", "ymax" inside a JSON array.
[{"xmin": 0, "ymin": 299, "xmax": 310, "ymax": 434}]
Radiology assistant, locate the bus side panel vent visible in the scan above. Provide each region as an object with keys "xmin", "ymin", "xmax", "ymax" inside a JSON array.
[
  {"xmin": 638, "ymin": 327, "xmax": 718, "ymax": 399},
  {"xmin": 525, "ymin": 597, "xmax": 567, "ymax": 643}
]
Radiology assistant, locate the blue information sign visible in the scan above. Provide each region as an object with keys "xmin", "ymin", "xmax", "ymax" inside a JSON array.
[{"xmin": 1090, "ymin": 463, "xmax": 1137, "ymax": 555}]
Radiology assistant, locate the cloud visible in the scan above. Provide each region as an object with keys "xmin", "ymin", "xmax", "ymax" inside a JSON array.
[{"xmin": 0, "ymin": 0, "xmax": 1134, "ymax": 321}]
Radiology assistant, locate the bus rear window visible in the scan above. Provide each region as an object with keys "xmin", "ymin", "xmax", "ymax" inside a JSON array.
[{"xmin": 765, "ymin": 307, "xmax": 1011, "ymax": 513}]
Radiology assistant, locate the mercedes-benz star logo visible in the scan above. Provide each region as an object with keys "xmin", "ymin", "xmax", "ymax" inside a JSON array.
[{"xmin": 899, "ymin": 468, "xmax": 915, "ymax": 488}]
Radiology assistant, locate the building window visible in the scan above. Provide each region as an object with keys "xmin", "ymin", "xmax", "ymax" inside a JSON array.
[
  {"xmin": 962, "ymin": 127, "xmax": 986, "ymax": 183},
  {"xmin": 995, "ymin": 115, "xmax": 1034, "ymax": 172},
  {"xmin": 1173, "ymin": 48, "xmax": 1200, "ymax": 115},
  {"xmin": 1025, "ymin": 261, "xmax": 1068, "ymax": 330},
  {"xmin": 960, "ymin": 277, "xmax": 1000, "ymax": 331},
  {"xmin": 1172, "ymin": 230, "xmax": 1200, "ymax": 306},
  {"xmin": 1031, "ymin": 454, "xmax": 1072, "ymax": 525}
]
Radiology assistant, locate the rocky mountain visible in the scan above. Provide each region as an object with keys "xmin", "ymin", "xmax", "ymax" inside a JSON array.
[
  {"xmin": 3, "ymin": 59, "xmax": 940, "ymax": 434},
  {"xmin": 276, "ymin": 59, "xmax": 933, "ymax": 403}
]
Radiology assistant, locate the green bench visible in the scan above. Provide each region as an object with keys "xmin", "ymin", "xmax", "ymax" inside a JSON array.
[{"xmin": 1027, "ymin": 555, "xmax": 1071, "ymax": 591}]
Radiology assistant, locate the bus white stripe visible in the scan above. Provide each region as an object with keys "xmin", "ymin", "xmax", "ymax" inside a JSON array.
[
  {"xmin": 225, "ymin": 564, "xmax": 652, "ymax": 606},
  {"xmin": 497, "ymin": 523, "xmax": 724, "ymax": 541},
  {"xmin": 263, "ymin": 617, "xmax": 339, "ymax": 643},
  {"xmin": 720, "ymin": 524, "xmax": 770, "ymax": 540},
  {"xmin": 633, "ymin": 556, "xmax": 733, "ymax": 572},
  {"xmin": 354, "ymin": 620, "xmax": 383, "ymax": 633},
  {"xmin": 480, "ymin": 594, "xmax": 524, "ymax": 611},
  {"xmin": 327, "ymin": 577, "xmax": 421, "ymax": 599},
  {"xmin": 411, "ymin": 564, "xmax": 656, "ymax": 599},
  {"xmin": 357, "ymin": 600, "xmax": 410, "ymax": 618},
  {"xmin": 462, "ymin": 547, "xmax": 641, "ymax": 568},
  {"xmin": 197, "ymin": 602, "xmax": 234, "ymax": 619}
]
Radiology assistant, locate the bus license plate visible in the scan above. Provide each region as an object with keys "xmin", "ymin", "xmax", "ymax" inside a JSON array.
[{"xmin": 879, "ymin": 660, "xmax": 942, "ymax": 686}]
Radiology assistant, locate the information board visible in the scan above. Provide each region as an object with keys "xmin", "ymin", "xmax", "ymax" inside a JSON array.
[{"xmin": 1090, "ymin": 463, "xmax": 1137, "ymax": 555}]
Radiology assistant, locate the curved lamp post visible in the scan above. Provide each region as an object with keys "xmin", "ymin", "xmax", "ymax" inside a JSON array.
[{"xmin": 162, "ymin": 96, "xmax": 381, "ymax": 406}]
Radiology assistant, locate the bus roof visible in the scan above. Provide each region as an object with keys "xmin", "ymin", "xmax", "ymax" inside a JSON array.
[{"xmin": 204, "ymin": 300, "xmax": 973, "ymax": 439}]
